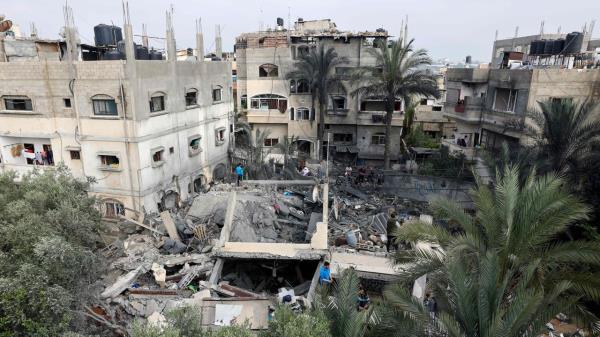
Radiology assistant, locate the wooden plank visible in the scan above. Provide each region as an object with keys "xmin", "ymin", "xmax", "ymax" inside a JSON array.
[{"xmin": 160, "ymin": 211, "xmax": 182, "ymax": 242}]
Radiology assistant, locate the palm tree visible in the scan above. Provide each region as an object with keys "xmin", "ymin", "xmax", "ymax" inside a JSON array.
[
  {"xmin": 352, "ymin": 38, "xmax": 440, "ymax": 169},
  {"xmin": 390, "ymin": 165, "xmax": 600, "ymax": 332},
  {"xmin": 529, "ymin": 99, "xmax": 600, "ymax": 176},
  {"xmin": 287, "ymin": 45, "xmax": 348, "ymax": 158},
  {"xmin": 315, "ymin": 268, "xmax": 375, "ymax": 337},
  {"xmin": 382, "ymin": 249, "xmax": 594, "ymax": 337}
]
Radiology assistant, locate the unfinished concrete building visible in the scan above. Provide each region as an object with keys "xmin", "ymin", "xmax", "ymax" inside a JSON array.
[
  {"xmin": 235, "ymin": 18, "xmax": 452, "ymax": 163},
  {"xmin": 0, "ymin": 8, "xmax": 234, "ymax": 218},
  {"xmin": 443, "ymin": 28, "xmax": 600, "ymax": 157}
]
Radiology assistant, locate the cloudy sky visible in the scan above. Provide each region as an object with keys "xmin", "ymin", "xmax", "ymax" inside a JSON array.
[{"xmin": 4, "ymin": 0, "xmax": 599, "ymax": 62}]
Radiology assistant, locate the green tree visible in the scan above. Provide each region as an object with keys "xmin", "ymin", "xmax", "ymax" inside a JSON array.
[
  {"xmin": 316, "ymin": 269, "xmax": 374, "ymax": 337},
  {"xmin": 261, "ymin": 305, "xmax": 331, "ymax": 337},
  {"xmin": 287, "ymin": 44, "xmax": 349, "ymax": 158},
  {"xmin": 352, "ymin": 38, "xmax": 440, "ymax": 169},
  {"xmin": 391, "ymin": 165, "xmax": 600, "ymax": 332},
  {"xmin": 0, "ymin": 166, "xmax": 103, "ymax": 337}
]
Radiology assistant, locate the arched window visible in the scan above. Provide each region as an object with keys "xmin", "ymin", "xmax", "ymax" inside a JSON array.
[
  {"xmin": 295, "ymin": 107, "xmax": 311, "ymax": 121},
  {"xmin": 149, "ymin": 91, "xmax": 166, "ymax": 113},
  {"xmin": 258, "ymin": 63, "xmax": 278, "ymax": 77},
  {"xmin": 250, "ymin": 94, "xmax": 287, "ymax": 113},
  {"xmin": 212, "ymin": 85, "xmax": 223, "ymax": 102},
  {"xmin": 185, "ymin": 88, "xmax": 198, "ymax": 107},
  {"xmin": 91, "ymin": 94, "xmax": 118, "ymax": 116}
]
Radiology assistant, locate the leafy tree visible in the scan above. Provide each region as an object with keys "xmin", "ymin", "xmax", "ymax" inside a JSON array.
[
  {"xmin": 391, "ymin": 165, "xmax": 600, "ymax": 332},
  {"xmin": 405, "ymin": 125, "xmax": 440, "ymax": 149},
  {"xmin": 287, "ymin": 44, "xmax": 349, "ymax": 158},
  {"xmin": 261, "ymin": 305, "xmax": 331, "ymax": 337},
  {"xmin": 0, "ymin": 166, "xmax": 103, "ymax": 337},
  {"xmin": 352, "ymin": 38, "xmax": 440, "ymax": 169}
]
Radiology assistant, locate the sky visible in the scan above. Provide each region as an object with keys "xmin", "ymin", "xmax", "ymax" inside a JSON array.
[{"xmin": 4, "ymin": 0, "xmax": 600, "ymax": 62}]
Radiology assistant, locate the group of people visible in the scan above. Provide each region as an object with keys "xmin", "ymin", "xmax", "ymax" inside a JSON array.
[
  {"xmin": 344, "ymin": 165, "xmax": 384, "ymax": 186},
  {"xmin": 22, "ymin": 147, "xmax": 54, "ymax": 166},
  {"xmin": 318, "ymin": 261, "xmax": 371, "ymax": 311}
]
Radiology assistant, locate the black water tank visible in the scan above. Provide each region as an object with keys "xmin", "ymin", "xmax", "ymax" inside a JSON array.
[
  {"xmin": 149, "ymin": 49, "xmax": 163, "ymax": 60},
  {"xmin": 543, "ymin": 40, "xmax": 554, "ymax": 55},
  {"xmin": 94, "ymin": 24, "xmax": 123, "ymax": 47},
  {"xmin": 530, "ymin": 40, "xmax": 542, "ymax": 55},
  {"xmin": 103, "ymin": 49, "xmax": 122, "ymax": 60},
  {"xmin": 565, "ymin": 32, "xmax": 583, "ymax": 54},
  {"xmin": 465, "ymin": 55, "xmax": 472, "ymax": 64},
  {"xmin": 276, "ymin": 17, "xmax": 284, "ymax": 26},
  {"xmin": 135, "ymin": 44, "xmax": 149, "ymax": 60},
  {"xmin": 553, "ymin": 39, "xmax": 565, "ymax": 54}
]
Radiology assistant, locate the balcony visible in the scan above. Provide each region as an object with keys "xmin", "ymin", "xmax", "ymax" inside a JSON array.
[
  {"xmin": 444, "ymin": 96, "xmax": 485, "ymax": 123},
  {"xmin": 446, "ymin": 68, "xmax": 490, "ymax": 83},
  {"xmin": 442, "ymin": 139, "xmax": 478, "ymax": 160}
]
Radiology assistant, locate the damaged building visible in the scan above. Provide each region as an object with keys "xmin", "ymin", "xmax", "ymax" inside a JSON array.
[
  {"xmin": 0, "ymin": 9, "xmax": 234, "ymax": 217},
  {"xmin": 235, "ymin": 18, "xmax": 454, "ymax": 163},
  {"xmin": 443, "ymin": 27, "xmax": 600, "ymax": 157}
]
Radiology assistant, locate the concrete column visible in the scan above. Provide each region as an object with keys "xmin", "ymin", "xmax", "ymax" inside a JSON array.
[
  {"xmin": 196, "ymin": 18, "xmax": 204, "ymax": 61},
  {"xmin": 215, "ymin": 24, "xmax": 222, "ymax": 59},
  {"xmin": 166, "ymin": 12, "xmax": 176, "ymax": 62}
]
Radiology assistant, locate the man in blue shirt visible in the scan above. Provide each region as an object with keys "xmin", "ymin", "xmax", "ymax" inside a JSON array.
[
  {"xmin": 235, "ymin": 163, "xmax": 244, "ymax": 186},
  {"xmin": 319, "ymin": 261, "xmax": 332, "ymax": 286}
]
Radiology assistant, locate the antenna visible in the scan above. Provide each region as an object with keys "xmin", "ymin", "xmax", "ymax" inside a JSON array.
[
  {"xmin": 494, "ymin": 30, "xmax": 498, "ymax": 41},
  {"xmin": 557, "ymin": 25, "xmax": 561, "ymax": 34},
  {"xmin": 539, "ymin": 20, "xmax": 545, "ymax": 35},
  {"xmin": 512, "ymin": 26, "xmax": 518, "ymax": 49},
  {"xmin": 589, "ymin": 20, "xmax": 596, "ymax": 38}
]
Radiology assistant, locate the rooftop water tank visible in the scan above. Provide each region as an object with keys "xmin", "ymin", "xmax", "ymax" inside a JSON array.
[
  {"xmin": 134, "ymin": 44, "xmax": 149, "ymax": 60},
  {"xmin": 553, "ymin": 39, "xmax": 565, "ymax": 54},
  {"xmin": 102, "ymin": 49, "xmax": 122, "ymax": 60},
  {"xmin": 530, "ymin": 40, "xmax": 543, "ymax": 55},
  {"xmin": 543, "ymin": 40, "xmax": 554, "ymax": 55},
  {"xmin": 565, "ymin": 32, "xmax": 583, "ymax": 54},
  {"xmin": 149, "ymin": 49, "xmax": 163, "ymax": 60},
  {"xmin": 94, "ymin": 24, "xmax": 123, "ymax": 47}
]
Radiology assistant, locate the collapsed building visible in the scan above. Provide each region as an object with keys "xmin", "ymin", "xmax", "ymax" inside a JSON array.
[{"xmin": 0, "ymin": 6, "xmax": 233, "ymax": 217}]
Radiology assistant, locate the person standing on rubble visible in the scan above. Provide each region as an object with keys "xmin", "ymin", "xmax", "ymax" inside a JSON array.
[
  {"xmin": 386, "ymin": 212, "xmax": 399, "ymax": 252},
  {"xmin": 235, "ymin": 163, "xmax": 244, "ymax": 186}
]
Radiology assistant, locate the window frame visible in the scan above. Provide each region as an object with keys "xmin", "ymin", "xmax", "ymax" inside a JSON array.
[
  {"xmin": 296, "ymin": 107, "xmax": 311, "ymax": 121},
  {"xmin": 185, "ymin": 89, "xmax": 198, "ymax": 108},
  {"xmin": 249, "ymin": 94, "xmax": 287, "ymax": 113},
  {"xmin": 63, "ymin": 98, "xmax": 72, "ymax": 108},
  {"xmin": 3, "ymin": 95, "xmax": 33, "ymax": 112},
  {"xmin": 151, "ymin": 147, "xmax": 166, "ymax": 167},
  {"xmin": 91, "ymin": 95, "xmax": 118, "ymax": 117},
  {"xmin": 333, "ymin": 133, "xmax": 353, "ymax": 144},
  {"xmin": 103, "ymin": 199, "xmax": 125, "ymax": 219},
  {"xmin": 258, "ymin": 63, "xmax": 279, "ymax": 78},
  {"xmin": 149, "ymin": 92, "xmax": 166, "ymax": 113},
  {"xmin": 215, "ymin": 127, "xmax": 226, "ymax": 146},
  {"xmin": 371, "ymin": 133, "xmax": 386, "ymax": 146},
  {"xmin": 212, "ymin": 86, "xmax": 223, "ymax": 103},
  {"xmin": 98, "ymin": 153, "xmax": 121, "ymax": 171},
  {"xmin": 188, "ymin": 135, "xmax": 202, "ymax": 157},
  {"xmin": 69, "ymin": 150, "xmax": 81, "ymax": 160},
  {"xmin": 263, "ymin": 138, "xmax": 279, "ymax": 147}
]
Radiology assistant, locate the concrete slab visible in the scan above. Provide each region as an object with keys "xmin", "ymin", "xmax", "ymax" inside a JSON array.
[
  {"xmin": 160, "ymin": 211, "xmax": 182, "ymax": 242},
  {"xmin": 330, "ymin": 252, "xmax": 399, "ymax": 279}
]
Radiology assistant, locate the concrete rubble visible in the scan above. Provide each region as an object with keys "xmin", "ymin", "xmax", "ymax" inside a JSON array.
[{"xmin": 94, "ymin": 166, "xmax": 434, "ymax": 331}]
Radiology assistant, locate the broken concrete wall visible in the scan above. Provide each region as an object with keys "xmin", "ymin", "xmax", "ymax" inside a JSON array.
[{"xmin": 380, "ymin": 174, "xmax": 474, "ymax": 206}]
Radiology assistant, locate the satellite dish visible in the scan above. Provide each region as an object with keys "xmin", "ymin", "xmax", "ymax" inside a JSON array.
[{"xmin": 0, "ymin": 19, "xmax": 13, "ymax": 33}]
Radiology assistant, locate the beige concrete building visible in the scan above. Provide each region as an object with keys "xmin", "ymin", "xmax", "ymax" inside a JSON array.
[
  {"xmin": 443, "ymin": 30, "xmax": 600, "ymax": 157},
  {"xmin": 235, "ymin": 18, "xmax": 451, "ymax": 163},
  {"xmin": 0, "ymin": 9, "xmax": 234, "ymax": 219}
]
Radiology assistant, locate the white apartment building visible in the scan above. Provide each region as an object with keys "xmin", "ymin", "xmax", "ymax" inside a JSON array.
[{"xmin": 0, "ymin": 9, "xmax": 234, "ymax": 219}]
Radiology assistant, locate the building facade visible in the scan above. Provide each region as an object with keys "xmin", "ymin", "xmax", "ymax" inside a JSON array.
[
  {"xmin": 444, "ymin": 31, "xmax": 600, "ymax": 156},
  {"xmin": 235, "ymin": 18, "xmax": 451, "ymax": 162},
  {"xmin": 0, "ymin": 14, "xmax": 234, "ymax": 219}
]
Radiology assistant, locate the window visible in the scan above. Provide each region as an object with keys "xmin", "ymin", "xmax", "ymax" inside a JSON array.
[
  {"xmin": 240, "ymin": 95, "xmax": 247, "ymax": 109},
  {"xmin": 333, "ymin": 133, "xmax": 353, "ymax": 143},
  {"xmin": 331, "ymin": 96, "xmax": 346, "ymax": 110},
  {"xmin": 212, "ymin": 86, "xmax": 223, "ymax": 102},
  {"xmin": 433, "ymin": 106, "xmax": 442, "ymax": 111},
  {"xmin": 420, "ymin": 98, "xmax": 428, "ymax": 105},
  {"xmin": 92, "ymin": 96, "xmax": 118, "ymax": 116},
  {"xmin": 264, "ymin": 138, "xmax": 279, "ymax": 147},
  {"xmin": 169, "ymin": 146, "xmax": 174, "ymax": 154},
  {"xmin": 150, "ymin": 94, "xmax": 165, "ymax": 113},
  {"xmin": 69, "ymin": 150, "xmax": 81, "ymax": 160},
  {"xmin": 103, "ymin": 200, "xmax": 125, "ymax": 219},
  {"xmin": 188, "ymin": 135, "xmax": 202, "ymax": 157},
  {"xmin": 290, "ymin": 79, "xmax": 310, "ymax": 94},
  {"xmin": 492, "ymin": 88, "xmax": 518, "ymax": 113},
  {"xmin": 296, "ymin": 107, "xmax": 311, "ymax": 120},
  {"xmin": 99, "ymin": 154, "xmax": 120, "ymax": 170},
  {"xmin": 250, "ymin": 94, "xmax": 287, "ymax": 113},
  {"xmin": 335, "ymin": 67, "xmax": 353, "ymax": 76},
  {"xmin": 551, "ymin": 97, "xmax": 573, "ymax": 105},
  {"xmin": 151, "ymin": 148, "xmax": 165, "ymax": 167},
  {"xmin": 361, "ymin": 98, "xmax": 402, "ymax": 112},
  {"xmin": 185, "ymin": 89, "xmax": 198, "ymax": 107},
  {"xmin": 63, "ymin": 98, "xmax": 72, "ymax": 108},
  {"xmin": 258, "ymin": 63, "xmax": 279, "ymax": 77},
  {"xmin": 4, "ymin": 96, "xmax": 33, "ymax": 111},
  {"xmin": 290, "ymin": 107, "xmax": 295, "ymax": 120},
  {"xmin": 215, "ymin": 127, "xmax": 226, "ymax": 145},
  {"xmin": 371, "ymin": 133, "xmax": 386, "ymax": 145},
  {"xmin": 298, "ymin": 46, "xmax": 309, "ymax": 57}
]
